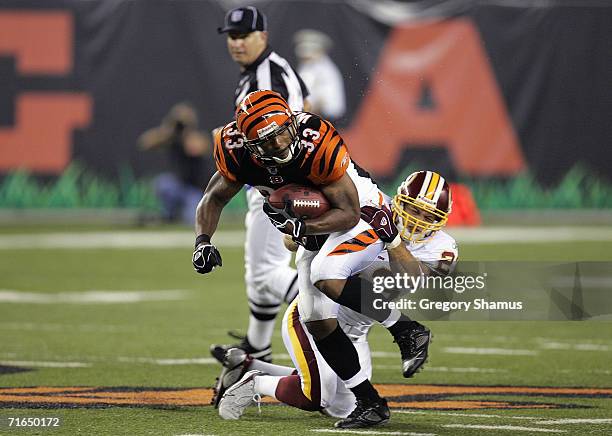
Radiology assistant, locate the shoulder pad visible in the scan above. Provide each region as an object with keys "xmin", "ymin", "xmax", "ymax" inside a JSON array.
[{"xmin": 213, "ymin": 121, "xmax": 243, "ymax": 182}]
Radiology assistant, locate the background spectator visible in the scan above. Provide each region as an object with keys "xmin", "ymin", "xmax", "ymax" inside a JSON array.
[
  {"xmin": 139, "ymin": 103, "xmax": 213, "ymax": 225},
  {"xmin": 294, "ymin": 29, "xmax": 346, "ymax": 122}
]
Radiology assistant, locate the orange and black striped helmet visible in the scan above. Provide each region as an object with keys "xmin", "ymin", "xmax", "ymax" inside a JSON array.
[
  {"xmin": 235, "ymin": 90, "xmax": 301, "ymax": 166},
  {"xmin": 392, "ymin": 171, "xmax": 452, "ymax": 242}
]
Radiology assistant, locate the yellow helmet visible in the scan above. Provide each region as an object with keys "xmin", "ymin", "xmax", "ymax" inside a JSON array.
[{"xmin": 392, "ymin": 171, "xmax": 452, "ymax": 242}]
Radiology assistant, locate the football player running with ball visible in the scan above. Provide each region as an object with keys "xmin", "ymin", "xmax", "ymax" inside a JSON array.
[
  {"xmin": 214, "ymin": 171, "xmax": 458, "ymax": 424},
  {"xmin": 194, "ymin": 90, "xmax": 434, "ymax": 427}
]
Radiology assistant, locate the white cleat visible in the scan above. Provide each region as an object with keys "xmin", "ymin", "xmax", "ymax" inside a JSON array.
[
  {"xmin": 218, "ymin": 370, "xmax": 263, "ymax": 420},
  {"xmin": 212, "ymin": 348, "xmax": 251, "ymax": 408}
]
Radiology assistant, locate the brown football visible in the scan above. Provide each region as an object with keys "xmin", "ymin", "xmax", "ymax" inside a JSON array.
[{"xmin": 268, "ymin": 184, "xmax": 331, "ymax": 219}]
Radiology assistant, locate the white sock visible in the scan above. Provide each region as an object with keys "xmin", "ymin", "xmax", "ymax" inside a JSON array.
[
  {"xmin": 381, "ymin": 308, "xmax": 401, "ymax": 328},
  {"xmin": 264, "ymin": 266, "xmax": 299, "ymax": 303},
  {"xmin": 250, "ymin": 359, "xmax": 295, "ymax": 376},
  {"xmin": 254, "ymin": 375, "xmax": 282, "ymax": 398},
  {"xmin": 343, "ymin": 369, "xmax": 368, "ymax": 389},
  {"xmin": 247, "ymin": 315, "xmax": 276, "ymax": 350}
]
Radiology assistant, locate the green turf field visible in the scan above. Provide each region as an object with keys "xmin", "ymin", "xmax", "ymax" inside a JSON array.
[{"xmin": 0, "ymin": 225, "xmax": 611, "ymax": 435}]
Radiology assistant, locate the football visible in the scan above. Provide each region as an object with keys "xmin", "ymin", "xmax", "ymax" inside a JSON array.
[{"xmin": 268, "ymin": 184, "xmax": 331, "ymax": 219}]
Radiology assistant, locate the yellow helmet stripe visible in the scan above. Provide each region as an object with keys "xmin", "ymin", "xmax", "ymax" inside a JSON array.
[
  {"xmin": 425, "ymin": 172, "xmax": 440, "ymax": 200},
  {"xmin": 432, "ymin": 173, "xmax": 447, "ymax": 202}
]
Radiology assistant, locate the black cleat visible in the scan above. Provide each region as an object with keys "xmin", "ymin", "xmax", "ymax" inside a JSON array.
[
  {"xmin": 393, "ymin": 321, "xmax": 431, "ymax": 378},
  {"xmin": 334, "ymin": 397, "xmax": 390, "ymax": 428},
  {"xmin": 211, "ymin": 348, "xmax": 253, "ymax": 408},
  {"xmin": 210, "ymin": 331, "xmax": 272, "ymax": 363}
]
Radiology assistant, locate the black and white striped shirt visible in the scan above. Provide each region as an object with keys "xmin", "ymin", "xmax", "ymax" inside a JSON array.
[{"xmin": 233, "ymin": 46, "xmax": 309, "ymax": 112}]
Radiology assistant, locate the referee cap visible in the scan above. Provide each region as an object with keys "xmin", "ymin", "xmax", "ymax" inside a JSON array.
[{"xmin": 218, "ymin": 6, "xmax": 267, "ymax": 34}]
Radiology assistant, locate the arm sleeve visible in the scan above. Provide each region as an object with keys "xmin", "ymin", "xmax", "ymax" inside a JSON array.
[{"xmin": 420, "ymin": 239, "xmax": 459, "ymax": 276}]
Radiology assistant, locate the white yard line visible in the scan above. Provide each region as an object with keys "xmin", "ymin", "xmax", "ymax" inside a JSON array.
[
  {"xmin": 394, "ymin": 410, "xmax": 537, "ymax": 420},
  {"xmin": 449, "ymin": 227, "xmax": 612, "ymax": 244},
  {"xmin": 535, "ymin": 418, "xmax": 612, "ymax": 425},
  {"xmin": 443, "ymin": 424, "xmax": 565, "ymax": 433},
  {"xmin": 0, "ymin": 290, "xmax": 189, "ymax": 304},
  {"xmin": 117, "ymin": 357, "xmax": 218, "ymax": 365},
  {"xmin": 538, "ymin": 342, "xmax": 612, "ymax": 352},
  {"xmin": 432, "ymin": 334, "xmax": 524, "ymax": 343},
  {"xmin": 442, "ymin": 347, "xmax": 538, "ymax": 356},
  {"xmin": 547, "ymin": 276, "xmax": 612, "ymax": 288},
  {"xmin": 371, "ymin": 351, "xmax": 400, "ymax": 358},
  {"xmin": 271, "ymin": 353, "xmax": 293, "ymax": 361},
  {"xmin": 0, "ymin": 360, "xmax": 91, "ymax": 368},
  {"xmin": 1, "ymin": 227, "xmax": 611, "ymax": 250},
  {"xmin": 374, "ymin": 365, "xmax": 507, "ymax": 373},
  {"xmin": 175, "ymin": 434, "xmax": 218, "ymax": 436},
  {"xmin": 0, "ymin": 322, "xmax": 139, "ymax": 333},
  {"xmin": 311, "ymin": 430, "xmax": 436, "ymax": 436},
  {"xmin": 0, "ymin": 231, "xmax": 244, "ymax": 249}
]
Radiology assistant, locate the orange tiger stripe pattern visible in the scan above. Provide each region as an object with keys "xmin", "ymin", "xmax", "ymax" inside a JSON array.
[
  {"xmin": 328, "ymin": 229, "xmax": 379, "ymax": 256},
  {"xmin": 306, "ymin": 119, "xmax": 350, "ymax": 185},
  {"xmin": 213, "ymin": 125, "xmax": 237, "ymax": 182}
]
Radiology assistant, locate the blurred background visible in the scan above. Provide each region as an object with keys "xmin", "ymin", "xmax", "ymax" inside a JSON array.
[{"xmin": 1, "ymin": 0, "xmax": 611, "ymax": 226}]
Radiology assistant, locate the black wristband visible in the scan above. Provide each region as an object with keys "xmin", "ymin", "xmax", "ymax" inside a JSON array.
[{"xmin": 195, "ymin": 234, "xmax": 211, "ymax": 248}]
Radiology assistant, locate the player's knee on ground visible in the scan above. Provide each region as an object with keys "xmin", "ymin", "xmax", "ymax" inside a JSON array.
[{"xmin": 305, "ymin": 318, "xmax": 338, "ymax": 340}]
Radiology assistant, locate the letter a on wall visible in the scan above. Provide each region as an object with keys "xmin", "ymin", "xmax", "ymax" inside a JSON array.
[{"xmin": 343, "ymin": 19, "xmax": 525, "ymax": 177}]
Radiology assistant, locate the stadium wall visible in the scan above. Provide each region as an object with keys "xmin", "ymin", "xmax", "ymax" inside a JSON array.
[{"xmin": 0, "ymin": 0, "xmax": 610, "ymax": 194}]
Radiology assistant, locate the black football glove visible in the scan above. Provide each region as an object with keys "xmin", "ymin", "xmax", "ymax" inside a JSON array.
[
  {"xmin": 360, "ymin": 204, "xmax": 399, "ymax": 244},
  {"xmin": 192, "ymin": 242, "xmax": 223, "ymax": 274},
  {"xmin": 263, "ymin": 199, "xmax": 306, "ymax": 239}
]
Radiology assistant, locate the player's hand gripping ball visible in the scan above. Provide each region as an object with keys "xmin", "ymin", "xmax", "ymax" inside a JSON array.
[
  {"xmin": 264, "ymin": 184, "xmax": 331, "ymax": 239},
  {"xmin": 268, "ymin": 184, "xmax": 330, "ymax": 219}
]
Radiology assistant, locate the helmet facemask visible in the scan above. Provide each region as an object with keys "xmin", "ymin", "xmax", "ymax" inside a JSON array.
[
  {"xmin": 392, "ymin": 194, "xmax": 449, "ymax": 243},
  {"xmin": 243, "ymin": 115, "xmax": 301, "ymax": 166}
]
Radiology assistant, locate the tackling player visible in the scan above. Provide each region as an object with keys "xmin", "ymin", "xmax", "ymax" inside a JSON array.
[{"xmin": 214, "ymin": 171, "xmax": 458, "ymax": 426}]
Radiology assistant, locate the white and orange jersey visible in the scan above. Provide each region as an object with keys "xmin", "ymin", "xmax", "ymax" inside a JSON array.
[{"xmin": 337, "ymin": 229, "xmax": 459, "ymax": 342}]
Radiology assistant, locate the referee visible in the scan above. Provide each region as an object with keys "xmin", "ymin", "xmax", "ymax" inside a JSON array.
[{"xmin": 211, "ymin": 6, "xmax": 310, "ymax": 363}]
